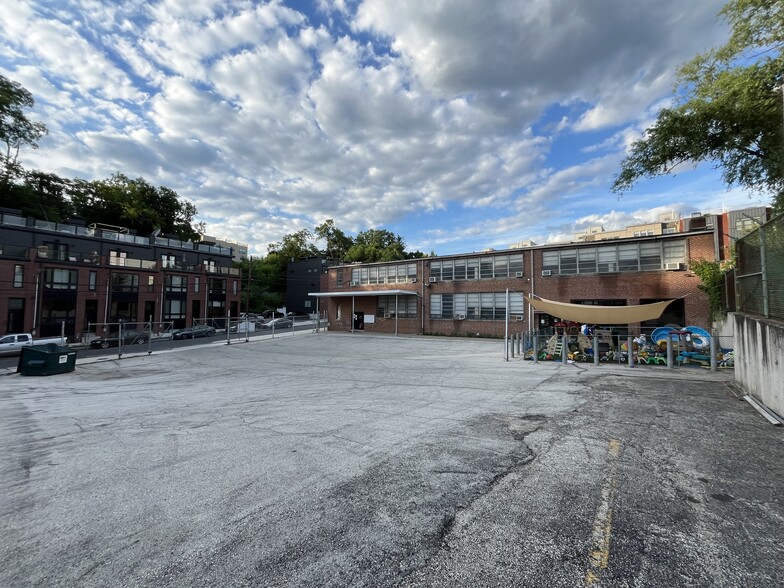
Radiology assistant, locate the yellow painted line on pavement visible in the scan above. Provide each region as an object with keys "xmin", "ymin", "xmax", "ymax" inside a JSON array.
[{"xmin": 585, "ymin": 439, "xmax": 622, "ymax": 586}]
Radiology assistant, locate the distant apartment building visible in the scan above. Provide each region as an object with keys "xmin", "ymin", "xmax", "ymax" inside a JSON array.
[{"xmin": 201, "ymin": 234, "xmax": 249, "ymax": 263}]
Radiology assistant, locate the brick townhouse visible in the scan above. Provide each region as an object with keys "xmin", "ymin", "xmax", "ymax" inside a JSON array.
[{"xmin": 0, "ymin": 210, "xmax": 242, "ymax": 341}]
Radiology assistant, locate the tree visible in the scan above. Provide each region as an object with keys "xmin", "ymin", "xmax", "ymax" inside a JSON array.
[
  {"xmin": 315, "ymin": 219, "xmax": 353, "ymax": 261},
  {"xmin": 0, "ymin": 75, "xmax": 48, "ymax": 187},
  {"xmin": 268, "ymin": 229, "xmax": 319, "ymax": 261},
  {"xmin": 68, "ymin": 173, "xmax": 200, "ymax": 240},
  {"xmin": 612, "ymin": 0, "xmax": 784, "ymax": 214},
  {"xmin": 345, "ymin": 228, "xmax": 406, "ymax": 262}
]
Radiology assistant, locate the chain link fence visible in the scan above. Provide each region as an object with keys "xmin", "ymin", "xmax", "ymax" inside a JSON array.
[
  {"xmin": 735, "ymin": 213, "xmax": 784, "ymax": 321},
  {"xmin": 82, "ymin": 313, "xmax": 328, "ymax": 356}
]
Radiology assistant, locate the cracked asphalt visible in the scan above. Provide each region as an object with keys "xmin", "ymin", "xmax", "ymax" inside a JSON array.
[{"xmin": 1, "ymin": 333, "xmax": 782, "ymax": 587}]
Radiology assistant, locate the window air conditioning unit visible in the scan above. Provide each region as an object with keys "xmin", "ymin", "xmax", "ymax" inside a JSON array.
[
  {"xmin": 350, "ymin": 281, "xmax": 359, "ymax": 286},
  {"xmin": 429, "ymin": 277, "xmax": 438, "ymax": 282},
  {"xmin": 410, "ymin": 278, "xmax": 417, "ymax": 283},
  {"xmin": 515, "ymin": 315, "xmax": 524, "ymax": 321},
  {"xmin": 384, "ymin": 314, "xmax": 391, "ymax": 319},
  {"xmin": 541, "ymin": 270, "xmax": 552, "ymax": 277},
  {"xmin": 664, "ymin": 263, "xmax": 683, "ymax": 271},
  {"xmin": 456, "ymin": 314, "xmax": 466, "ymax": 320},
  {"xmin": 515, "ymin": 272, "xmax": 524, "ymax": 278}
]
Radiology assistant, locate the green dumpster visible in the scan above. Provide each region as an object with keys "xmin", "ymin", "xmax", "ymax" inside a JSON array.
[{"xmin": 17, "ymin": 344, "xmax": 77, "ymax": 376}]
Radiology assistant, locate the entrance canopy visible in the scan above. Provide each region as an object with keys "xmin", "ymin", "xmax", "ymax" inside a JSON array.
[{"xmin": 526, "ymin": 295, "xmax": 675, "ymax": 325}]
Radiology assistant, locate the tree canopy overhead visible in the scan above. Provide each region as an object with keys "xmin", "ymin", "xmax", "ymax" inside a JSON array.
[
  {"xmin": 1, "ymin": 74, "xmax": 48, "ymax": 186},
  {"xmin": 612, "ymin": 0, "xmax": 784, "ymax": 213},
  {"xmin": 0, "ymin": 75, "xmax": 201, "ymax": 240}
]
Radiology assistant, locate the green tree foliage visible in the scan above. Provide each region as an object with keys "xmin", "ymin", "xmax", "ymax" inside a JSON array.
[
  {"xmin": 70, "ymin": 173, "xmax": 199, "ymax": 240},
  {"xmin": 345, "ymin": 228, "xmax": 406, "ymax": 262},
  {"xmin": 268, "ymin": 229, "xmax": 319, "ymax": 261},
  {"xmin": 613, "ymin": 0, "xmax": 784, "ymax": 213},
  {"xmin": 0, "ymin": 75, "xmax": 200, "ymax": 240},
  {"xmin": 690, "ymin": 259, "xmax": 731, "ymax": 322},
  {"xmin": 315, "ymin": 219, "xmax": 353, "ymax": 260},
  {"xmin": 0, "ymin": 74, "xmax": 48, "ymax": 187}
]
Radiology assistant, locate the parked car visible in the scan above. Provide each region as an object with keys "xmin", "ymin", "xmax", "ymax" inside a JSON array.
[
  {"xmin": 230, "ymin": 320, "xmax": 256, "ymax": 333},
  {"xmin": 261, "ymin": 318, "xmax": 292, "ymax": 329},
  {"xmin": 172, "ymin": 325, "xmax": 216, "ymax": 340},
  {"xmin": 0, "ymin": 333, "xmax": 68, "ymax": 355},
  {"xmin": 89, "ymin": 331, "xmax": 148, "ymax": 349}
]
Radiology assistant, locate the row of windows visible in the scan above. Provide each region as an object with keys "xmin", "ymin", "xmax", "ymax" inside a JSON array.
[
  {"xmin": 347, "ymin": 263, "xmax": 418, "ymax": 285},
  {"xmin": 14, "ymin": 268, "xmax": 231, "ymax": 294},
  {"xmin": 430, "ymin": 254, "xmax": 524, "ymax": 281},
  {"xmin": 541, "ymin": 240, "xmax": 686, "ymax": 275},
  {"xmin": 377, "ymin": 295, "xmax": 418, "ymax": 318},
  {"xmin": 430, "ymin": 293, "xmax": 525, "ymax": 320}
]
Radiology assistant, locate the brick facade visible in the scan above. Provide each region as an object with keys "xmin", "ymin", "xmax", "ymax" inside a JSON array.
[{"xmin": 316, "ymin": 231, "xmax": 718, "ymax": 338}]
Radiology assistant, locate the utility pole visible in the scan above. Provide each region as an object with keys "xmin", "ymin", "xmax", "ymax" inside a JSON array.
[{"xmin": 245, "ymin": 255, "xmax": 253, "ymax": 317}]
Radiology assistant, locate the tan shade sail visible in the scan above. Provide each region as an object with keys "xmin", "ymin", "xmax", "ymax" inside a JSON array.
[{"xmin": 526, "ymin": 295, "xmax": 676, "ymax": 324}]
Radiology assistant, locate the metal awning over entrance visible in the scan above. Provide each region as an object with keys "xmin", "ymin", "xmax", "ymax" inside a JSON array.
[{"xmin": 308, "ymin": 290, "xmax": 417, "ymax": 335}]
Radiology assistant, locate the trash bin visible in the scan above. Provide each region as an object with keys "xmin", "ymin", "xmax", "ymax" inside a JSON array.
[{"xmin": 17, "ymin": 344, "xmax": 77, "ymax": 376}]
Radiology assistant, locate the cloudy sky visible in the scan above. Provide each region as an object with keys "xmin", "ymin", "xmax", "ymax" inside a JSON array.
[{"xmin": 0, "ymin": 0, "xmax": 772, "ymax": 255}]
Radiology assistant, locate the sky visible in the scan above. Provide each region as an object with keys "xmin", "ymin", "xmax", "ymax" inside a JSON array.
[{"xmin": 0, "ymin": 0, "xmax": 774, "ymax": 256}]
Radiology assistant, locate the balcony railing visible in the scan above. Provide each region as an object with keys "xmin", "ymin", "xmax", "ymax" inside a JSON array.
[
  {"xmin": 109, "ymin": 257, "xmax": 157, "ymax": 269},
  {"xmin": 1, "ymin": 211, "xmax": 236, "ymax": 260}
]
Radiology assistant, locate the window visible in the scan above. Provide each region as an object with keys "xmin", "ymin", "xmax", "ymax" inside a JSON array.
[
  {"xmin": 109, "ymin": 251, "xmax": 127, "ymax": 266},
  {"xmin": 639, "ymin": 242, "xmax": 662, "ymax": 270},
  {"xmin": 233, "ymin": 280, "xmax": 238, "ymax": 295},
  {"xmin": 164, "ymin": 299, "xmax": 186, "ymax": 321},
  {"xmin": 493, "ymin": 292, "xmax": 506, "ymax": 319},
  {"xmin": 441, "ymin": 260, "xmax": 454, "ymax": 281},
  {"xmin": 14, "ymin": 265, "xmax": 23, "ymax": 288},
  {"xmin": 430, "ymin": 261, "xmax": 442, "ymax": 281},
  {"xmin": 454, "ymin": 259, "xmax": 466, "ymax": 280},
  {"xmin": 369, "ymin": 267, "xmax": 378, "ymax": 285},
  {"xmin": 44, "ymin": 268, "xmax": 77, "ymax": 290},
  {"xmin": 194, "ymin": 277, "xmax": 200, "ymax": 293},
  {"xmin": 617, "ymin": 244, "xmax": 639, "ymax": 272},
  {"xmin": 336, "ymin": 268, "xmax": 344, "ymax": 286},
  {"xmin": 89, "ymin": 271, "xmax": 97, "ymax": 291},
  {"xmin": 578, "ymin": 249, "xmax": 596, "ymax": 274},
  {"xmin": 542, "ymin": 251, "xmax": 559, "ymax": 274},
  {"xmin": 466, "ymin": 293, "xmax": 480, "ymax": 319},
  {"xmin": 480, "ymin": 293, "xmax": 494, "ymax": 319},
  {"xmin": 559, "ymin": 250, "xmax": 577, "ymax": 274},
  {"xmin": 165, "ymin": 275, "xmax": 188, "ymax": 292},
  {"xmin": 204, "ymin": 259, "xmax": 217, "ymax": 273},
  {"xmin": 112, "ymin": 273, "xmax": 139, "ymax": 292},
  {"xmin": 597, "ymin": 247, "xmax": 617, "ymax": 273},
  {"xmin": 663, "ymin": 240, "xmax": 686, "ymax": 265},
  {"xmin": 208, "ymin": 277, "xmax": 226, "ymax": 294},
  {"xmin": 466, "ymin": 259, "xmax": 479, "ymax": 280},
  {"xmin": 162, "ymin": 254, "xmax": 177, "ymax": 268},
  {"xmin": 493, "ymin": 255, "xmax": 508, "ymax": 278},
  {"xmin": 147, "ymin": 275, "xmax": 154, "ymax": 293},
  {"xmin": 509, "ymin": 254, "xmax": 523, "ymax": 276},
  {"xmin": 379, "ymin": 295, "xmax": 417, "ymax": 318},
  {"xmin": 480, "ymin": 257, "xmax": 493, "ymax": 279}
]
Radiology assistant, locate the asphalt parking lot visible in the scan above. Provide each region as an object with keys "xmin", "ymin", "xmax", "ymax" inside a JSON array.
[{"xmin": 1, "ymin": 333, "xmax": 782, "ymax": 587}]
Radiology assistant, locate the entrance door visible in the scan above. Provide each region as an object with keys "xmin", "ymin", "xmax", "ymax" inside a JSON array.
[
  {"xmin": 7, "ymin": 298, "xmax": 24, "ymax": 333},
  {"xmin": 353, "ymin": 311, "xmax": 365, "ymax": 330}
]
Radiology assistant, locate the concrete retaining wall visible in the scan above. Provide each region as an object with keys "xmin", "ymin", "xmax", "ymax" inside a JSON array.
[{"xmin": 733, "ymin": 313, "xmax": 784, "ymax": 417}]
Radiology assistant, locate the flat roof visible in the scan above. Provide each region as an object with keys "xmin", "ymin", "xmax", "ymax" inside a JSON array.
[{"xmin": 308, "ymin": 289, "xmax": 415, "ymax": 297}]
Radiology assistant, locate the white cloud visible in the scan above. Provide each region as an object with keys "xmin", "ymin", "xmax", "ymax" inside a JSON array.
[{"xmin": 2, "ymin": 0, "xmax": 759, "ymax": 257}]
